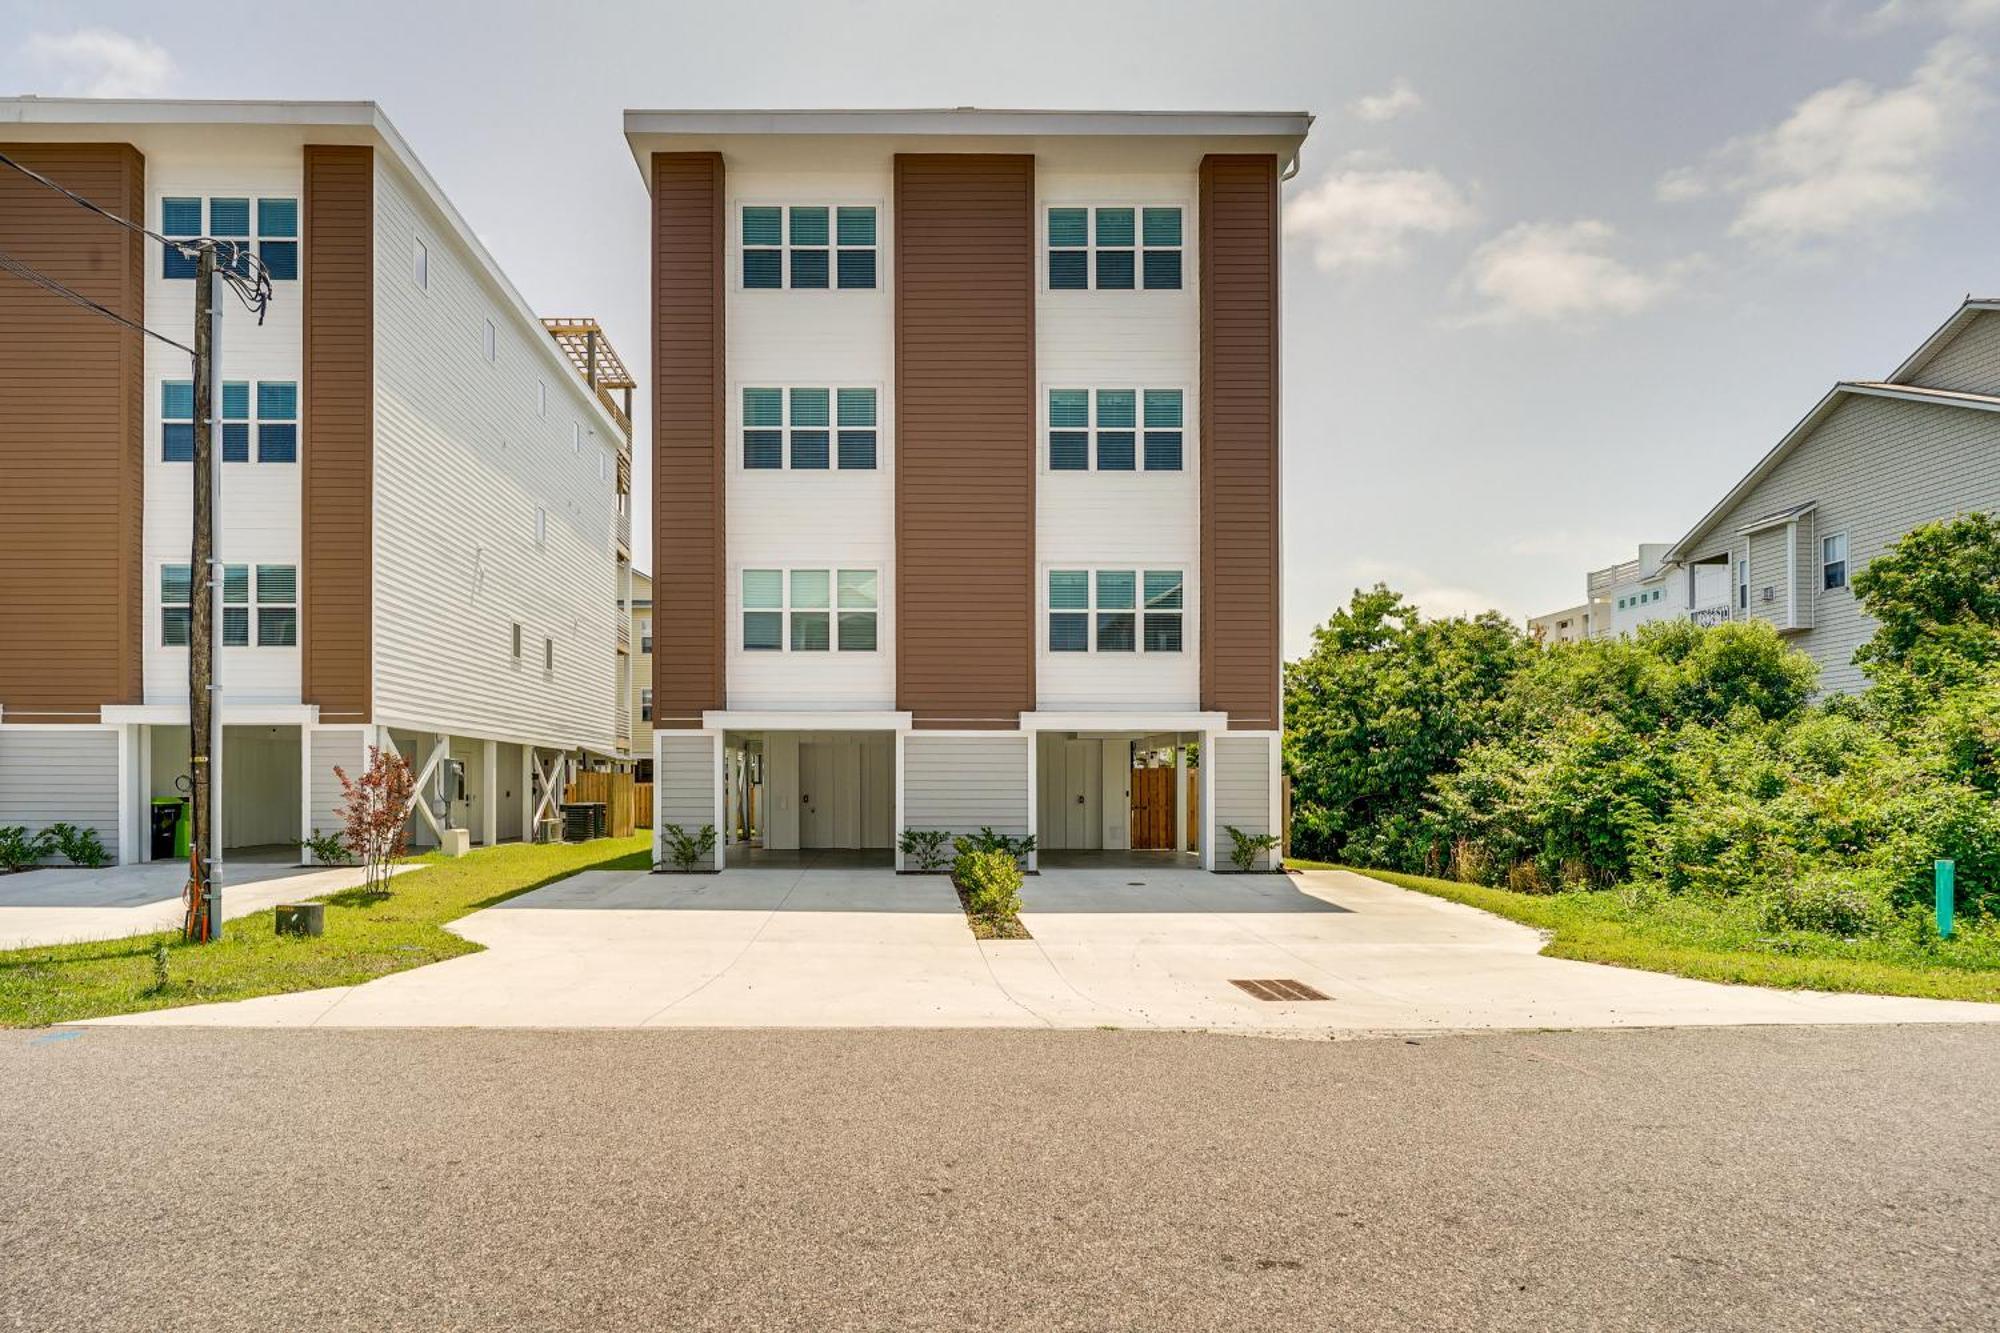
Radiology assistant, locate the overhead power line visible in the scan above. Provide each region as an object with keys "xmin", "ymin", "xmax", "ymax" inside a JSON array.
[{"xmin": 0, "ymin": 243, "xmax": 194, "ymax": 355}]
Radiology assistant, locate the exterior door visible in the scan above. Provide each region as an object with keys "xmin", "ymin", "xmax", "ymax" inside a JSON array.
[
  {"xmin": 1130, "ymin": 766, "xmax": 1175, "ymax": 849},
  {"xmin": 800, "ymin": 742, "xmax": 836, "ymax": 847}
]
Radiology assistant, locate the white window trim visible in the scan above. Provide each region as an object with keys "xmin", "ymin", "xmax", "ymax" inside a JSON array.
[
  {"xmin": 412, "ymin": 237, "xmax": 429, "ymax": 292},
  {"xmin": 1041, "ymin": 564, "xmax": 1187, "ymax": 656},
  {"xmin": 1822, "ymin": 531, "xmax": 1850, "ymax": 591},
  {"xmin": 1041, "ymin": 200, "xmax": 1188, "ymax": 295},
  {"xmin": 536, "ymin": 379, "xmax": 547, "ymax": 417},
  {"xmin": 157, "ymin": 560, "xmax": 296, "ymax": 649},
  {"xmin": 732, "ymin": 382, "xmax": 885, "ymax": 473},
  {"xmin": 534, "ymin": 506, "xmax": 548, "ymax": 549},
  {"xmin": 483, "ymin": 319, "xmax": 497, "ymax": 363},
  {"xmin": 736, "ymin": 565, "xmax": 882, "ymax": 654},
  {"xmin": 733, "ymin": 200, "xmax": 884, "ymax": 293},
  {"xmin": 572, "ymin": 421, "xmax": 585, "ymax": 455},
  {"xmin": 1041, "ymin": 384, "xmax": 1188, "ymax": 474},
  {"xmin": 159, "ymin": 377, "xmax": 299, "ymax": 466}
]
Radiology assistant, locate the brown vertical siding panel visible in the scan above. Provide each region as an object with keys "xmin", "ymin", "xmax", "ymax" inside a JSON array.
[
  {"xmin": 0, "ymin": 143, "xmax": 145, "ymax": 722},
  {"xmin": 895, "ymin": 154, "xmax": 1036, "ymax": 728},
  {"xmin": 1199, "ymin": 154, "xmax": 1281, "ymax": 731},
  {"xmin": 651, "ymin": 153, "xmax": 726, "ymax": 727},
  {"xmin": 302, "ymin": 145, "xmax": 375, "ymax": 723}
]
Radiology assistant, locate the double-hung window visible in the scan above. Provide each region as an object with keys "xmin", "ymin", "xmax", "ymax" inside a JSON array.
[
  {"xmin": 257, "ymin": 198, "xmax": 298, "ymax": 281},
  {"xmin": 162, "ymin": 198, "xmax": 202, "ymax": 279},
  {"xmin": 1822, "ymin": 533, "xmax": 1848, "ymax": 590},
  {"xmin": 1737, "ymin": 557, "xmax": 1749, "ymax": 611},
  {"xmin": 1047, "ymin": 568, "xmax": 1183, "ymax": 653},
  {"xmin": 1048, "ymin": 388, "xmax": 1182, "ymax": 471},
  {"xmin": 209, "ymin": 197, "xmax": 250, "ymax": 278},
  {"xmin": 640, "ymin": 688, "xmax": 653, "ymax": 722},
  {"xmin": 742, "ymin": 568, "xmax": 878, "ymax": 652},
  {"xmin": 742, "ymin": 387, "xmax": 877, "ymax": 470},
  {"xmin": 161, "ymin": 563, "xmax": 295, "ymax": 646},
  {"xmin": 162, "ymin": 380, "xmax": 297, "ymax": 463},
  {"xmin": 1047, "ymin": 206, "xmax": 1182, "ymax": 290},
  {"xmin": 742, "ymin": 205, "xmax": 878, "ymax": 290},
  {"xmin": 160, "ymin": 196, "xmax": 296, "ymax": 281}
]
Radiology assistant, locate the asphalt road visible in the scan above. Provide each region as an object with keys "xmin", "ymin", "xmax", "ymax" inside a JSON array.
[{"xmin": 3, "ymin": 1024, "xmax": 1997, "ymax": 1332}]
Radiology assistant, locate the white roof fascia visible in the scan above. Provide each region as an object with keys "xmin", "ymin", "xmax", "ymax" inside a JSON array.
[
  {"xmin": 0, "ymin": 97, "xmax": 626, "ymax": 441},
  {"xmin": 623, "ymin": 108, "xmax": 1312, "ymax": 139}
]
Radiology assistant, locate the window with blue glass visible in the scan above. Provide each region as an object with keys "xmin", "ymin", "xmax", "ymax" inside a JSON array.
[
  {"xmin": 257, "ymin": 382, "xmax": 298, "ymax": 462},
  {"xmin": 1047, "ymin": 206, "xmax": 1182, "ymax": 291},
  {"xmin": 221, "ymin": 383, "xmax": 250, "ymax": 462},
  {"xmin": 162, "ymin": 381, "xmax": 195, "ymax": 461},
  {"xmin": 162, "ymin": 196, "xmax": 299, "ymax": 280},
  {"xmin": 1047, "ymin": 388, "xmax": 1182, "ymax": 472},
  {"xmin": 742, "ymin": 567, "xmax": 877, "ymax": 652},
  {"xmin": 162, "ymin": 197, "xmax": 201, "ymax": 279},
  {"xmin": 258, "ymin": 198, "xmax": 298, "ymax": 280},
  {"xmin": 742, "ymin": 204, "xmax": 876, "ymax": 289},
  {"xmin": 1048, "ymin": 568, "xmax": 1183, "ymax": 653},
  {"xmin": 743, "ymin": 386, "xmax": 876, "ymax": 470}
]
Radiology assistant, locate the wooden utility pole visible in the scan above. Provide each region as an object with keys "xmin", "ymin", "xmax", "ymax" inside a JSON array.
[{"xmin": 184, "ymin": 244, "xmax": 221, "ymax": 942}]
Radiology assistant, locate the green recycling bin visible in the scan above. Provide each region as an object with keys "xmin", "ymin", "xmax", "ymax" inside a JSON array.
[{"xmin": 150, "ymin": 798, "xmax": 190, "ymax": 860}]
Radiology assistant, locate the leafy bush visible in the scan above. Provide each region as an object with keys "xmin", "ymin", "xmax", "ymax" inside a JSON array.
[
  {"xmin": 660, "ymin": 823, "xmax": 717, "ymax": 873},
  {"xmin": 952, "ymin": 827, "xmax": 1036, "ymax": 867},
  {"xmin": 954, "ymin": 847, "xmax": 1023, "ymax": 920},
  {"xmin": 45, "ymin": 822, "xmax": 109, "ymax": 869},
  {"xmin": 300, "ymin": 829, "xmax": 356, "ymax": 867},
  {"xmin": 0, "ymin": 826, "xmax": 54, "ymax": 872},
  {"xmin": 898, "ymin": 828, "xmax": 953, "ymax": 872},
  {"xmin": 1223, "ymin": 824, "xmax": 1281, "ymax": 873},
  {"xmin": 1761, "ymin": 873, "xmax": 1888, "ymax": 938}
]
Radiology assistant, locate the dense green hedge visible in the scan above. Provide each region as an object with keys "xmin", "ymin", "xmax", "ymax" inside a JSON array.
[{"xmin": 1285, "ymin": 514, "xmax": 2000, "ymax": 935}]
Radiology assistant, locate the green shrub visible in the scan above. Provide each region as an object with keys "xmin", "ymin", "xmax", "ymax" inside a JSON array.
[
  {"xmin": 44, "ymin": 822, "xmax": 109, "ymax": 869},
  {"xmin": 1223, "ymin": 824, "xmax": 1282, "ymax": 873},
  {"xmin": 951, "ymin": 827, "xmax": 1035, "ymax": 867},
  {"xmin": 1760, "ymin": 872, "xmax": 1889, "ymax": 938},
  {"xmin": 660, "ymin": 823, "xmax": 717, "ymax": 873},
  {"xmin": 898, "ymin": 828, "xmax": 953, "ymax": 872},
  {"xmin": 954, "ymin": 848, "xmax": 1023, "ymax": 920},
  {"xmin": 0, "ymin": 826, "xmax": 53, "ymax": 872},
  {"xmin": 300, "ymin": 829, "xmax": 356, "ymax": 866}
]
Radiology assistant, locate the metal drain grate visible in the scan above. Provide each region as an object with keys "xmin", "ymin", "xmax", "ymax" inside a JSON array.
[{"xmin": 1230, "ymin": 978, "xmax": 1331, "ymax": 1002}]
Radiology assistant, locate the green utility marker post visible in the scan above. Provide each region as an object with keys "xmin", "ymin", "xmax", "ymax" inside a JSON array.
[{"xmin": 1936, "ymin": 860, "xmax": 1956, "ymax": 940}]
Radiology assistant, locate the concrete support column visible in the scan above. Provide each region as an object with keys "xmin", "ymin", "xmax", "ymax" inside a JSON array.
[
  {"xmin": 1198, "ymin": 728, "xmax": 1218, "ymax": 873},
  {"xmin": 298, "ymin": 727, "xmax": 315, "ymax": 864},
  {"xmin": 481, "ymin": 739, "xmax": 499, "ymax": 847},
  {"xmin": 1174, "ymin": 739, "xmax": 1188, "ymax": 856},
  {"xmin": 1022, "ymin": 730, "xmax": 1038, "ymax": 872}
]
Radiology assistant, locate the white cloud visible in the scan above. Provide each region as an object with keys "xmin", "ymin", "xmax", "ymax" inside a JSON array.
[
  {"xmin": 1350, "ymin": 79, "xmax": 1424, "ymax": 123},
  {"xmin": 1455, "ymin": 220, "xmax": 1683, "ymax": 325},
  {"xmin": 22, "ymin": 28, "xmax": 176, "ymax": 98},
  {"xmin": 1856, "ymin": 0, "xmax": 2000, "ymax": 31},
  {"xmin": 1284, "ymin": 164, "xmax": 1475, "ymax": 274},
  {"xmin": 1658, "ymin": 38, "xmax": 1991, "ymax": 251}
]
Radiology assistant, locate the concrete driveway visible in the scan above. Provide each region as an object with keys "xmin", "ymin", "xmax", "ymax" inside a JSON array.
[
  {"xmin": 0, "ymin": 857, "xmax": 381, "ymax": 950},
  {"xmin": 89, "ymin": 864, "xmax": 2000, "ymax": 1031}
]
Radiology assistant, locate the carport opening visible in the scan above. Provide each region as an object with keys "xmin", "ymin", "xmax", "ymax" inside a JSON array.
[
  {"xmin": 146, "ymin": 724, "xmax": 301, "ymax": 859},
  {"xmin": 1036, "ymin": 730, "xmax": 1199, "ymax": 867},
  {"xmin": 723, "ymin": 730, "xmax": 895, "ymax": 857}
]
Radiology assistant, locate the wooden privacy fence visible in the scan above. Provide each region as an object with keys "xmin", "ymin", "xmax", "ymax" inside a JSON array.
[
  {"xmin": 562, "ymin": 771, "xmax": 649, "ymax": 837},
  {"xmin": 1129, "ymin": 767, "xmax": 1200, "ymax": 852}
]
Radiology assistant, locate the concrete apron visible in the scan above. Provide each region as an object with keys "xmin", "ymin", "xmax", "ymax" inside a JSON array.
[
  {"xmin": 82, "ymin": 866, "xmax": 2000, "ymax": 1032},
  {"xmin": 0, "ymin": 859, "xmax": 404, "ymax": 950}
]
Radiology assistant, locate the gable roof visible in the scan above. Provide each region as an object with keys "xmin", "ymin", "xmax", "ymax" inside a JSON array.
[
  {"xmin": 1665, "ymin": 378, "xmax": 2000, "ymax": 562},
  {"xmin": 1888, "ymin": 297, "xmax": 2000, "ymax": 384}
]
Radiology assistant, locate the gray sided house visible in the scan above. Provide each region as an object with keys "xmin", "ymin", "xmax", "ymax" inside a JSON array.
[{"xmin": 1664, "ymin": 298, "xmax": 2000, "ymax": 694}]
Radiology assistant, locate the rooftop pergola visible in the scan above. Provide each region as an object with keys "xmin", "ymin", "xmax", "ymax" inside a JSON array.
[{"xmin": 541, "ymin": 318, "xmax": 635, "ymax": 439}]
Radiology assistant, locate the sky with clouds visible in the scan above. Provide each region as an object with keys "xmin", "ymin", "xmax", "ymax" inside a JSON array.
[{"xmin": 5, "ymin": 0, "xmax": 1997, "ymax": 655}]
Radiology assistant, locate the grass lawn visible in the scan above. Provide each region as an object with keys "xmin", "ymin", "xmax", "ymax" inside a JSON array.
[
  {"xmin": 1290, "ymin": 860, "xmax": 2000, "ymax": 1004},
  {"xmin": 0, "ymin": 835, "xmax": 652, "ymax": 1028}
]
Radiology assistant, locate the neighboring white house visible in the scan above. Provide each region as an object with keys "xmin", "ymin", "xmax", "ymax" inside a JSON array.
[
  {"xmin": 1527, "ymin": 604, "xmax": 1592, "ymax": 644},
  {"xmin": 1535, "ymin": 296, "xmax": 2000, "ymax": 692},
  {"xmin": 0, "ymin": 100, "xmax": 630, "ymax": 865}
]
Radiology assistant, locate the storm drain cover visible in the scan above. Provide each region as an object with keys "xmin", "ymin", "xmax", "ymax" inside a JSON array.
[{"xmin": 1230, "ymin": 978, "xmax": 1331, "ymax": 1002}]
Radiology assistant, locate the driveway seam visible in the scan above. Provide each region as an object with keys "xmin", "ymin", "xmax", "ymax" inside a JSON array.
[{"xmin": 633, "ymin": 865, "xmax": 811, "ymax": 1024}]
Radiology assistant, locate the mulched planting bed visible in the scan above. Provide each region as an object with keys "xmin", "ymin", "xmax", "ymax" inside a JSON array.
[{"xmin": 951, "ymin": 875, "xmax": 1032, "ymax": 940}]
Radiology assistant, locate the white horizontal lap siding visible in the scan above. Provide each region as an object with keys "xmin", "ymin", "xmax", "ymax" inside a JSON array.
[
  {"xmin": 1908, "ymin": 311, "xmax": 2000, "ymax": 395},
  {"xmin": 902, "ymin": 734, "xmax": 1029, "ymax": 836},
  {"xmin": 1210, "ymin": 733, "xmax": 1272, "ymax": 870},
  {"xmin": 656, "ymin": 733, "xmax": 717, "ymax": 868},
  {"xmin": 1035, "ymin": 164, "xmax": 1199, "ymax": 711},
  {"xmin": 0, "ymin": 728, "xmax": 120, "ymax": 859},
  {"xmin": 371, "ymin": 161, "xmax": 618, "ymax": 749},
  {"xmin": 726, "ymin": 165, "xmax": 895, "ymax": 712},
  {"xmin": 307, "ymin": 727, "xmax": 366, "ymax": 838},
  {"xmin": 1686, "ymin": 394, "xmax": 2000, "ymax": 694},
  {"xmin": 143, "ymin": 156, "xmax": 304, "ymax": 707}
]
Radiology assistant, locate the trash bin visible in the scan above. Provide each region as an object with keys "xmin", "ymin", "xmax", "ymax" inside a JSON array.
[{"xmin": 150, "ymin": 798, "xmax": 189, "ymax": 860}]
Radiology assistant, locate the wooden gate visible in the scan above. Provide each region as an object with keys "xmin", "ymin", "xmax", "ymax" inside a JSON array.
[
  {"xmin": 562, "ymin": 770, "xmax": 638, "ymax": 838},
  {"xmin": 1128, "ymin": 768, "xmax": 1201, "ymax": 851}
]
